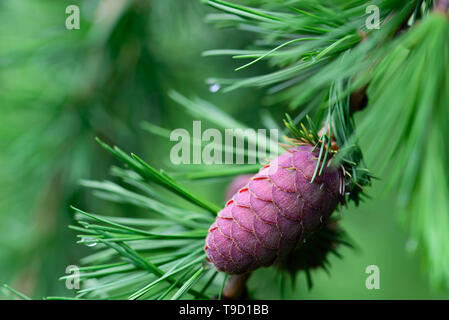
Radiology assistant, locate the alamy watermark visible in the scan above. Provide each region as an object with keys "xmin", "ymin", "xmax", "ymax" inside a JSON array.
[
  {"xmin": 65, "ymin": 265, "xmax": 80, "ymax": 290},
  {"xmin": 365, "ymin": 265, "xmax": 380, "ymax": 290},
  {"xmin": 66, "ymin": 5, "xmax": 80, "ymax": 30},
  {"xmin": 64, "ymin": 4, "xmax": 380, "ymax": 31},
  {"xmin": 365, "ymin": 5, "xmax": 381, "ymax": 30},
  {"xmin": 170, "ymin": 121, "xmax": 279, "ymax": 165}
]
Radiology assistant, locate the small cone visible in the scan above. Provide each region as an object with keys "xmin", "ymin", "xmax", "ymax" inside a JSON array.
[{"xmin": 205, "ymin": 145, "xmax": 343, "ymax": 274}]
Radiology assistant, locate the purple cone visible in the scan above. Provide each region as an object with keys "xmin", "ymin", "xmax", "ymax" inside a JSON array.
[{"xmin": 205, "ymin": 145, "xmax": 343, "ymax": 274}]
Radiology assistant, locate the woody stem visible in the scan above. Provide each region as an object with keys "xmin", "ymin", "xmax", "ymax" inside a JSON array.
[{"xmin": 221, "ymin": 273, "xmax": 252, "ymax": 300}]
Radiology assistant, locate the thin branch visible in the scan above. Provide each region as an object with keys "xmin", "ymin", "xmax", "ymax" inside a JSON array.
[{"xmin": 221, "ymin": 273, "xmax": 252, "ymax": 300}]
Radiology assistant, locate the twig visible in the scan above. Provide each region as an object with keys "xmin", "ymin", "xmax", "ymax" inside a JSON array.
[{"xmin": 221, "ymin": 273, "xmax": 252, "ymax": 300}]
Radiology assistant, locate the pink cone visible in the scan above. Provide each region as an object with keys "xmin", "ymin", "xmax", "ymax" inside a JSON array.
[{"xmin": 205, "ymin": 145, "xmax": 343, "ymax": 274}]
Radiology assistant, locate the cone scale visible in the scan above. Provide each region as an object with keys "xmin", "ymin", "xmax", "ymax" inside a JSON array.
[{"xmin": 205, "ymin": 145, "xmax": 343, "ymax": 274}]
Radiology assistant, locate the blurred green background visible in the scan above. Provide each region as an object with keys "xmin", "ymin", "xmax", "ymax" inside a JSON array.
[{"xmin": 0, "ymin": 0, "xmax": 448, "ymax": 299}]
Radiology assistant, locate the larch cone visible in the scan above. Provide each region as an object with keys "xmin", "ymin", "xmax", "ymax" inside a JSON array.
[{"xmin": 205, "ymin": 144, "xmax": 343, "ymax": 274}]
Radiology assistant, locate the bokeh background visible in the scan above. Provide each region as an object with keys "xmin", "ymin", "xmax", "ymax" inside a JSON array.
[{"xmin": 0, "ymin": 0, "xmax": 448, "ymax": 299}]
